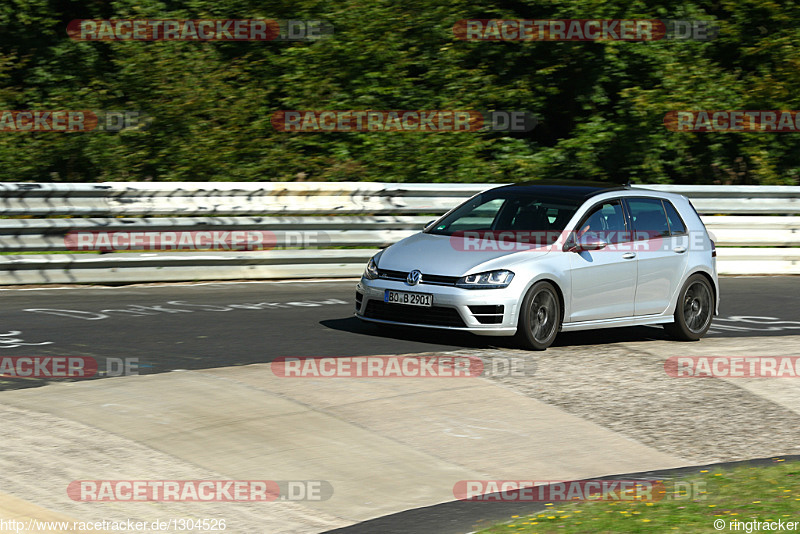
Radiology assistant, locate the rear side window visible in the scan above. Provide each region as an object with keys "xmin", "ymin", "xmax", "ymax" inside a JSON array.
[
  {"xmin": 663, "ymin": 201, "xmax": 687, "ymax": 235},
  {"xmin": 627, "ymin": 198, "xmax": 670, "ymax": 239}
]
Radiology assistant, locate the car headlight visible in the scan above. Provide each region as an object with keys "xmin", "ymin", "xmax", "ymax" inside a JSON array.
[
  {"xmin": 364, "ymin": 256, "xmax": 380, "ymax": 280},
  {"xmin": 456, "ymin": 270, "xmax": 514, "ymax": 289}
]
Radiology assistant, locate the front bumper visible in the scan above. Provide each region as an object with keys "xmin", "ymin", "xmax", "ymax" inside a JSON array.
[{"xmin": 355, "ymin": 277, "xmax": 520, "ymax": 336}]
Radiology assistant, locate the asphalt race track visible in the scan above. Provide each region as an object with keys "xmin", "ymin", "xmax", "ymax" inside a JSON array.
[
  {"xmin": 0, "ymin": 277, "xmax": 798, "ymax": 387},
  {"xmin": 0, "ymin": 276, "xmax": 799, "ymax": 534}
]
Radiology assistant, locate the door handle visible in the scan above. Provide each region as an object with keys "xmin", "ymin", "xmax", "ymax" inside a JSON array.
[
  {"xmin": 622, "ymin": 252, "xmax": 636, "ymax": 259},
  {"xmin": 673, "ymin": 246, "xmax": 687, "ymax": 254}
]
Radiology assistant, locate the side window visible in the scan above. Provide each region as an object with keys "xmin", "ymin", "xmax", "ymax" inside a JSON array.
[
  {"xmin": 663, "ymin": 201, "xmax": 687, "ymax": 235},
  {"xmin": 576, "ymin": 200, "xmax": 628, "ymax": 243},
  {"xmin": 508, "ymin": 201, "xmax": 547, "ymax": 230},
  {"xmin": 627, "ymin": 198, "xmax": 670, "ymax": 239}
]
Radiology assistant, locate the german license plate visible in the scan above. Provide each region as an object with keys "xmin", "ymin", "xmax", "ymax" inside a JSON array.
[{"xmin": 384, "ymin": 290, "xmax": 432, "ymax": 307}]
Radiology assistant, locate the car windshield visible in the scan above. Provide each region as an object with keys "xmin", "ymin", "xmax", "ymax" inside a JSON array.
[{"xmin": 426, "ymin": 190, "xmax": 581, "ymax": 244}]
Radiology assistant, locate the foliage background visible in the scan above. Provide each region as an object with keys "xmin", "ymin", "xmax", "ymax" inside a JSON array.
[{"xmin": 0, "ymin": 0, "xmax": 798, "ymax": 184}]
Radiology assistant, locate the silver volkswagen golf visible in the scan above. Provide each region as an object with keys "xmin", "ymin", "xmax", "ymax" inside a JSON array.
[{"xmin": 355, "ymin": 183, "xmax": 719, "ymax": 350}]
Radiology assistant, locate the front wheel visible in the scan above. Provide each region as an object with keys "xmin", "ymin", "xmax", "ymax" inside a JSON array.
[
  {"xmin": 515, "ymin": 281, "xmax": 561, "ymax": 350},
  {"xmin": 664, "ymin": 274, "xmax": 714, "ymax": 341}
]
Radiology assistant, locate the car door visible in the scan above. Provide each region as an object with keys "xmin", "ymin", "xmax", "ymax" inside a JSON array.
[
  {"xmin": 625, "ymin": 197, "xmax": 690, "ymax": 316},
  {"xmin": 567, "ymin": 199, "xmax": 637, "ymax": 322}
]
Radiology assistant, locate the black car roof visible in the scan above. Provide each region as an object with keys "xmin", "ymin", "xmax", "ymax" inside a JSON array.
[{"xmin": 489, "ymin": 181, "xmax": 626, "ymax": 202}]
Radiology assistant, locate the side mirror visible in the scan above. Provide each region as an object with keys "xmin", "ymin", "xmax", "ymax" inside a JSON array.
[
  {"xmin": 577, "ymin": 235, "xmax": 608, "ymax": 251},
  {"xmin": 423, "ymin": 220, "xmax": 436, "ymax": 230}
]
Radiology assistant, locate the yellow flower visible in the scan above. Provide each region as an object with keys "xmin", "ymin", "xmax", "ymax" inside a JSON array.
[{"xmin": 643, "ymin": 519, "xmax": 652, "ymax": 522}]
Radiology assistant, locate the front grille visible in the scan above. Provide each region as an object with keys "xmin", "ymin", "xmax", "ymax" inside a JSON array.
[
  {"xmin": 469, "ymin": 304, "xmax": 505, "ymax": 324},
  {"xmin": 377, "ymin": 269, "xmax": 406, "ymax": 282},
  {"xmin": 377, "ymin": 269, "xmax": 459, "ymax": 286},
  {"xmin": 355, "ymin": 291, "xmax": 363, "ymax": 312},
  {"xmin": 364, "ymin": 300, "xmax": 466, "ymax": 327},
  {"xmin": 422, "ymin": 273, "xmax": 461, "ymax": 285}
]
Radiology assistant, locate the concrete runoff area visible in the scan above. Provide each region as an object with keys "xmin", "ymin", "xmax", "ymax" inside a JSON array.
[{"xmin": 1, "ymin": 335, "xmax": 799, "ymax": 533}]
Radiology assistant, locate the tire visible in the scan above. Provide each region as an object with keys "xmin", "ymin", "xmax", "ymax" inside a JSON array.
[
  {"xmin": 664, "ymin": 274, "xmax": 714, "ymax": 341},
  {"xmin": 515, "ymin": 281, "xmax": 562, "ymax": 350}
]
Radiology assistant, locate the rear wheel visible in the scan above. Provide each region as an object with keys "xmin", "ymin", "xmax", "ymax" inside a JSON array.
[
  {"xmin": 515, "ymin": 281, "xmax": 561, "ymax": 350},
  {"xmin": 664, "ymin": 274, "xmax": 713, "ymax": 341}
]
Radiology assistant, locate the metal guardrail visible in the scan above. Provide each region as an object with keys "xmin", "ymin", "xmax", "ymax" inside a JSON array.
[{"xmin": 1, "ymin": 182, "xmax": 798, "ymax": 284}]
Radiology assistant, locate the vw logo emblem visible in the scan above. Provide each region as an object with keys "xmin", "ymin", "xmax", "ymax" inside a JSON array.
[{"xmin": 407, "ymin": 270, "xmax": 422, "ymax": 286}]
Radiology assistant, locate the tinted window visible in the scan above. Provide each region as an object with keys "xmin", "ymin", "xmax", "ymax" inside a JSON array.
[
  {"xmin": 434, "ymin": 198, "xmax": 505, "ymax": 232},
  {"xmin": 663, "ymin": 201, "xmax": 687, "ymax": 234},
  {"xmin": 428, "ymin": 191, "xmax": 580, "ymax": 242},
  {"xmin": 628, "ymin": 198, "xmax": 670, "ymax": 239},
  {"xmin": 576, "ymin": 200, "xmax": 628, "ymax": 243}
]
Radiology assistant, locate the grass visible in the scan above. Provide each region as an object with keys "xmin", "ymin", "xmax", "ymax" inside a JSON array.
[{"xmin": 478, "ymin": 459, "xmax": 800, "ymax": 533}]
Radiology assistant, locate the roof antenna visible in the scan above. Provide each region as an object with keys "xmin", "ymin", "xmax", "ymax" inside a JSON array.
[{"xmin": 623, "ymin": 180, "xmax": 632, "ymax": 189}]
